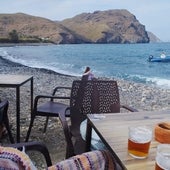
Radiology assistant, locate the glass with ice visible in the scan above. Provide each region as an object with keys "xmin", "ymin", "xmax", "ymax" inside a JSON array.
[
  {"xmin": 155, "ymin": 144, "xmax": 170, "ymax": 170},
  {"xmin": 128, "ymin": 126, "xmax": 152, "ymax": 159}
]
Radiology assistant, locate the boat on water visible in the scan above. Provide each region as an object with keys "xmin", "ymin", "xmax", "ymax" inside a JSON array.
[{"xmin": 148, "ymin": 55, "xmax": 170, "ymax": 62}]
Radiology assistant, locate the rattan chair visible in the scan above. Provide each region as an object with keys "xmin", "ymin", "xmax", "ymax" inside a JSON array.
[
  {"xmin": 0, "ymin": 99, "xmax": 14, "ymax": 143},
  {"xmin": 59, "ymin": 80, "xmax": 138, "ymax": 158},
  {"xmin": 25, "ymin": 86, "xmax": 71, "ymax": 142}
]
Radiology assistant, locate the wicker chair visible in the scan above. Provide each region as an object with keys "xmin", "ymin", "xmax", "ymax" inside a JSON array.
[
  {"xmin": 0, "ymin": 99, "xmax": 14, "ymax": 143},
  {"xmin": 25, "ymin": 87, "xmax": 71, "ymax": 142},
  {"xmin": 59, "ymin": 80, "xmax": 137, "ymax": 158}
]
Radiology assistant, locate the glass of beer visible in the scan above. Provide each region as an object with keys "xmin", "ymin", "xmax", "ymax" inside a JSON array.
[
  {"xmin": 128, "ymin": 126, "xmax": 152, "ymax": 159},
  {"xmin": 155, "ymin": 144, "xmax": 170, "ymax": 170}
]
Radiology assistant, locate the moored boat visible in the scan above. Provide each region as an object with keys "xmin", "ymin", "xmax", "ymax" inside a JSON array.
[{"xmin": 148, "ymin": 55, "xmax": 170, "ymax": 62}]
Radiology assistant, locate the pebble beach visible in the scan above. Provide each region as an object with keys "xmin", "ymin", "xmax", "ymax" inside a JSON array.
[{"xmin": 0, "ymin": 55, "xmax": 170, "ymax": 169}]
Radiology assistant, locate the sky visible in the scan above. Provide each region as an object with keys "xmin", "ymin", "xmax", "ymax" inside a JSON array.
[{"xmin": 0, "ymin": 0, "xmax": 170, "ymax": 42}]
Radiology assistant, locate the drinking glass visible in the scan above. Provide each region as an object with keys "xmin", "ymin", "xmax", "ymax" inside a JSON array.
[
  {"xmin": 155, "ymin": 144, "xmax": 170, "ymax": 170},
  {"xmin": 128, "ymin": 126, "xmax": 152, "ymax": 159}
]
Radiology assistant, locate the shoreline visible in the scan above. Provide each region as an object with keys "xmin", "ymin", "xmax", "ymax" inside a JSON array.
[
  {"xmin": 0, "ymin": 55, "xmax": 75, "ymax": 77},
  {"xmin": 0, "ymin": 42, "xmax": 54, "ymax": 47},
  {"xmin": 1, "ymin": 44, "xmax": 170, "ymax": 90},
  {"xmin": 0, "ymin": 54, "xmax": 170, "ymax": 111},
  {"xmin": 0, "ymin": 53, "xmax": 168, "ymax": 89}
]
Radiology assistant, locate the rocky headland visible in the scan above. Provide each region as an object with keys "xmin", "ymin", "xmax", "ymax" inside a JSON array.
[{"xmin": 0, "ymin": 9, "xmax": 152, "ymax": 44}]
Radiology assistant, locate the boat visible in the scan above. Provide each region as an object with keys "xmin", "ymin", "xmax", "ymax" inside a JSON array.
[{"xmin": 148, "ymin": 55, "xmax": 170, "ymax": 62}]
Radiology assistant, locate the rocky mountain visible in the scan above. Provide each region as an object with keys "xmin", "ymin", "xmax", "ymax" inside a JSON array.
[
  {"xmin": 0, "ymin": 10, "xmax": 150, "ymax": 44},
  {"xmin": 61, "ymin": 9, "xmax": 149, "ymax": 43}
]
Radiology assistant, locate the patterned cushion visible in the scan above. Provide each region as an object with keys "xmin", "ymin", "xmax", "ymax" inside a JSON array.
[
  {"xmin": 48, "ymin": 150, "xmax": 115, "ymax": 170},
  {"xmin": 0, "ymin": 146, "xmax": 37, "ymax": 170}
]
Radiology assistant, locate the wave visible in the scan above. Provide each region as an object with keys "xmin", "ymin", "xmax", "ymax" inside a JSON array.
[
  {"xmin": 146, "ymin": 77, "xmax": 170, "ymax": 89},
  {"xmin": 124, "ymin": 74, "xmax": 170, "ymax": 89},
  {"xmin": 0, "ymin": 47, "xmax": 81, "ymax": 76},
  {"xmin": 0, "ymin": 48, "xmax": 9, "ymax": 57}
]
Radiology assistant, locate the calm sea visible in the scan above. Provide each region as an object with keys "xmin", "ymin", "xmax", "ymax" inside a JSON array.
[{"xmin": 0, "ymin": 43, "xmax": 170, "ymax": 88}]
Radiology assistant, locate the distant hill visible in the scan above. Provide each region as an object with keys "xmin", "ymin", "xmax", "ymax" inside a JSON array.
[
  {"xmin": 0, "ymin": 10, "xmax": 151, "ymax": 44},
  {"xmin": 147, "ymin": 31, "xmax": 161, "ymax": 42},
  {"xmin": 61, "ymin": 9, "xmax": 149, "ymax": 43},
  {"xmin": 0, "ymin": 13, "xmax": 83, "ymax": 44}
]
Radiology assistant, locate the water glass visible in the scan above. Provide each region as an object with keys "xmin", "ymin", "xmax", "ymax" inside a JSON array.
[
  {"xmin": 128, "ymin": 126, "xmax": 152, "ymax": 159},
  {"xmin": 155, "ymin": 144, "xmax": 170, "ymax": 170}
]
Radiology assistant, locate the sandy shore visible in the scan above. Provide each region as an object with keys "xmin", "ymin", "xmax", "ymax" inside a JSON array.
[{"xmin": 0, "ymin": 56, "xmax": 170, "ymax": 169}]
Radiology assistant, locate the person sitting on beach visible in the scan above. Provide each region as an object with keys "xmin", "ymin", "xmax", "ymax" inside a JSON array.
[
  {"xmin": 81, "ymin": 66, "xmax": 96, "ymax": 81},
  {"xmin": 160, "ymin": 52, "xmax": 166, "ymax": 59}
]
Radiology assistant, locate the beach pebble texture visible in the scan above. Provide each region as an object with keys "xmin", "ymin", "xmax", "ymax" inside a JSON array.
[{"xmin": 0, "ymin": 57, "xmax": 170, "ymax": 169}]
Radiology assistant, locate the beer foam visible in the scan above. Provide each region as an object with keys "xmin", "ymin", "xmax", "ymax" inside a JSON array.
[
  {"xmin": 156, "ymin": 153, "xmax": 170, "ymax": 169},
  {"xmin": 129, "ymin": 126, "xmax": 152, "ymax": 143}
]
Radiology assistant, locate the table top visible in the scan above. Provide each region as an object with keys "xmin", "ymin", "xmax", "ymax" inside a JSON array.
[
  {"xmin": 0, "ymin": 74, "xmax": 33, "ymax": 87},
  {"xmin": 87, "ymin": 110, "xmax": 170, "ymax": 170}
]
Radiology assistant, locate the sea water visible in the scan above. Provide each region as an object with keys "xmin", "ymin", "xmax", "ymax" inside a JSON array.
[{"xmin": 0, "ymin": 43, "xmax": 170, "ymax": 89}]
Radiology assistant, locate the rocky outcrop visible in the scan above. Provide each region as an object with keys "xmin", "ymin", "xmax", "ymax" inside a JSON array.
[
  {"xmin": 0, "ymin": 10, "xmax": 151, "ymax": 44},
  {"xmin": 61, "ymin": 10, "xmax": 149, "ymax": 43}
]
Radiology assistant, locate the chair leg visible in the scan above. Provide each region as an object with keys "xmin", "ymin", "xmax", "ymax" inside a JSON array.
[
  {"xmin": 25, "ymin": 116, "xmax": 35, "ymax": 142},
  {"xmin": 43, "ymin": 116, "xmax": 49, "ymax": 133},
  {"xmin": 4, "ymin": 115, "xmax": 15, "ymax": 143},
  {"xmin": 3, "ymin": 110, "xmax": 15, "ymax": 143},
  {"xmin": 66, "ymin": 145, "xmax": 75, "ymax": 159}
]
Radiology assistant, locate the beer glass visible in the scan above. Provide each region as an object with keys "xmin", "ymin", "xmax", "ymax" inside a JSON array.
[
  {"xmin": 128, "ymin": 126, "xmax": 152, "ymax": 159},
  {"xmin": 155, "ymin": 144, "xmax": 170, "ymax": 170}
]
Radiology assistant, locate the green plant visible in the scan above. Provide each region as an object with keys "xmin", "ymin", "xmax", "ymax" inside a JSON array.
[{"xmin": 8, "ymin": 30, "xmax": 19, "ymax": 43}]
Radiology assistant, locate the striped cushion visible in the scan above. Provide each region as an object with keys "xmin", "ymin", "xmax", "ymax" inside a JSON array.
[
  {"xmin": 0, "ymin": 146, "xmax": 37, "ymax": 170},
  {"xmin": 48, "ymin": 150, "xmax": 115, "ymax": 170}
]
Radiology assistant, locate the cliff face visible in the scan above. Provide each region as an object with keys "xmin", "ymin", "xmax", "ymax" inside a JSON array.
[
  {"xmin": 61, "ymin": 10, "xmax": 149, "ymax": 43},
  {"xmin": 0, "ymin": 10, "xmax": 150, "ymax": 44}
]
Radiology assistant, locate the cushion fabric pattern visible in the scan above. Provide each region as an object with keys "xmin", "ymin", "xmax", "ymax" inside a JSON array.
[
  {"xmin": 48, "ymin": 150, "xmax": 115, "ymax": 170},
  {"xmin": 0, "ymin": 146, "xmax": 37, "ymax": 170}
]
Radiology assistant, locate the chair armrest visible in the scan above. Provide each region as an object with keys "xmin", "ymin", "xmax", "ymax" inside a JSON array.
[
  {"xmin": 34, "ymin": 95, "xmax": 70, "ymax": 110},
  {"xmin": 35, "ymin": 95, "xmax": 70, "ymax": 101},
  {"xmin": 65, "ymin": 107, "xmax": 70, "ymax": 114},
  {"xmin": 52, "ymin": 86, "xmax": 71, "ymax": 96},
  {"xmin": 0, "ymin": 99, "xmax": 8, "ymax": 108},
  {"xmin": 120, "ymin": 104, "xmax": 138, "ymax": 112},
  {"xmin": 6, "ymin": 141, "xmax": 52, "ymax": 167}
]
